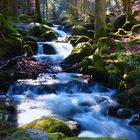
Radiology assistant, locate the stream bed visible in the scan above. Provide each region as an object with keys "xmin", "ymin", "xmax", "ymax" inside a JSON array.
[{"xmin": 5, "ymin": 24, "xmax": 140, "ymax": 140}]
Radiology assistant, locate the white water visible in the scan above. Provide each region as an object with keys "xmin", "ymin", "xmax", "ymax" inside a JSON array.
[
  {"xmin": 6, "ymin": 25, "xmax": 140, "ymax": 140},
  {"xmin": 50, "ymin": 25, "xmax": 70, "ymax": 41}
]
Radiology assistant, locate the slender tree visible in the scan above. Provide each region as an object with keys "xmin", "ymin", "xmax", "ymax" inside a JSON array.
[
  {"xmin": 35, "ymin": 0, "xmax": 42, "ymax": 22},
  {"xmin": 95, "ymin": 0, "xmax": 106, "ymax": 40},
  {"xmin": 122, "ymin": 0, "xmax": 133, "ymax": 21}
]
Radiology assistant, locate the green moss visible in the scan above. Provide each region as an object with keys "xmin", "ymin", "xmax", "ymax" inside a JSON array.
[
  {"xmin": 81, "ymin": 54, "xmax": 106, "ymax": 75},
  {"xmin": 131, "ymin": 24, "xmax": 140, "ymax": 33},
  {"xmin": 72, "ymin": 25, "xmax": 88, "ymax": 36},
  {"xmin": 96, "ymin": 37, "xmax": 124, "ymax": 54},
  {"xmin": 42, "ymin": 30, "xmax": 57, "ymax": 41},
  {"xmin": 94, "ymin": 26, "xmax": 107, "ymax": 41},
  {"xmin": 116, "ymin": 28, "xmax": 128, "ymax": 35},
  {"xmin": 21, "ymin": 117, "xmax": 73, "ymax": 137}
]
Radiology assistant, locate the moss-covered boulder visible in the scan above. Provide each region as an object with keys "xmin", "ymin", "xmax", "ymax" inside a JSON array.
[
  {"xmin": 131, "ymin": 24, "xmax": 140, "ymax": 33},
  {"xmin": 62, "ymin": 42, "xmax": 95, "ymax": 65},
  {"xmin": 0, "ymin": 37, "xmax": 24, "ymax": 58},
  {"xmin": 21, "ymin": 117, "xmax": 73, "ymax": 137},
  {"xmin": 117, "ymin": 84, "xmax": 140, "ymax": 109},
  {"xmin": 116, "ymin": 28, "xmax": 128, "ymax": 35},
  {"xmin": 31, "ymin": 24, "xmax": 51, "ymax": 37},
  {"xmin": 66, "ymin": 36, "xmax": 90, "ymax": 47},
  {"xmin": 41, "ymin": 30, "xmax": 57, "ymax": 41},
  {"xmin": 96, "ymin": 37, "xmax": 124, "ymax": 54},
  {"xmin": 81, "ymin": 54, "xmax": 106, "ymax": 78},
  {"xmin": 72, "ymin": 25, "xmax": 88, "ymax": 36}
]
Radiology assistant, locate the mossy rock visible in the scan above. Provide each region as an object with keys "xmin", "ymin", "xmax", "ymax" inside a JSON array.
[
  {"xmin": 63, "ymin": 42, "xmax": 94, "ymax": 65},
  {"xmin": 0, "ymin": 38, "xmax": 23, "ymax": 57},
  {"xmin": 42, "ymin": 30, "xmax": 57, "ymax": 41},
  {"xmin": 128, "ymin": 35, "xmax": 140, "ymax": 45},
  {"xmin": 117, "ymin": 84, "xmax": 140, "ymax": 109},
  {"xmin": 96, "ymin": 37, "xmax": 124, "ymax": 54},
  {"xmin": 68, "ymin": 36, "xmax": 90, "ymax": 47},
  {"xmin": 122, "ymin": 21, "xmax": 135, "ymax": 31},
  {"xmin": 63, "ymin": 138, "xmax": 127, "ymax": 140},
  {"xmin": 21, "ymin": 117, "xmax": 73, "ymax": 137},
  {"xmin": 31, "ymin": 24, "xmax": 51, "ymax": 37},
  {"xmin": 72, "ymin": 25, "xmax": 88, "ymax": 36},
  {"xmin": 131, "ymin": 24, "xmax": 140, "ymax": 33},
  {"xmin": 81, "ymin": 54, "xmax": 106, "ymax": 76},
  {"xmin": 116, "ymin": 28, "xmax": 128, "ymax": 35}
]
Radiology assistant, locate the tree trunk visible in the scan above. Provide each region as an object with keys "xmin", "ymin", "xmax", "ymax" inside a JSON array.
[
  {"xmin": 95, "ymin": 0, "xmax": 106, "ymax": 40},
  {"xmin": 122, "ymin": 0, "xmax": 132, "ymax": 21},
  {"xmin": 46, "ymin": 0, "xmax": 48, "ymax": 19},
  {"xmin": 12, "ymin": 0, "xmax": 17, "ymax": 16},
  {"xmin": 35, "ymin": 0, "xmax": 42, "ymax": 23}
]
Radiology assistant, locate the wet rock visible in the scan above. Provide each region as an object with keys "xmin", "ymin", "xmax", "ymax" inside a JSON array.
[
  {"xmin": 129, "ymin": 113, "xmax": 140, "ymax": 125},
  {"xmin": 107, "ymin": 105, "xmax": 122, "ymax": 117},
  {"xmin": 11, "ymin": 129, "xmax": 49, "ymax": 140},
  {"xmin": 117, "ymin": 108, "xmax": 132, "ymax": 119},
  {"xmin": 6, "ymin": 106, "xmax": 17, "ymax": 114},
  {"xmin": 43, "ymin": 43, "xmax": 57, "ymax": 54},
  {"xmin": 66, "ymin": 121, "xmax": 80, "ymax": 136}
]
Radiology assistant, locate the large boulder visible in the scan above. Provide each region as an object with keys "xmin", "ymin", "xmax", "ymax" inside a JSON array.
[
  {"xmin": 41, "ymin": 30, "xmax": 57, "ymax": 41},
  {"xmin": 96, "ymin": 37, "xmax": 124, "ymax": 54},
  {"xmin": 72, "ymin": 25, "xmax": 88, "ymax": 36},
  {"xmin": 62, "ymin": 42, "xmax": 95, "ymax": 65},
  {"xmin": 21, "ymin": 117, "xmax": 73, "ymax": 137},
  {"xmin": 66, "ymin": 35, "xmax": 90, "ymax": 47},
  {"xmin": 43, "ymin": 43, "xmax": 57, "ymax": 54}
]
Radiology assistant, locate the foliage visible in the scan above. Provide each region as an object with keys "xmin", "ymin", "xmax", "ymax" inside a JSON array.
[{"xmin": 0, "ymin": 13, "xmax": 16, "ymax": 35}]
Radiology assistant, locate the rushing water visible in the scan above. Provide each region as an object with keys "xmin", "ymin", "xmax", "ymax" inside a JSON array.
[{"xmin": 6, "ymin": 25, "xmax": 140, "ymax": 140}]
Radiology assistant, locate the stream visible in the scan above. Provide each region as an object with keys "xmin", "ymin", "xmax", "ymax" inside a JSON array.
[{"xmin": 6, "ymin": 24, "xmax": 140, "ymax": 140}]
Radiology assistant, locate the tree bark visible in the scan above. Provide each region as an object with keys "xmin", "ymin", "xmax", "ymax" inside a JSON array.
[
  {"xmin": 35, "ymin": 0, "xmax": 42, "ymax": 23},
  {"xmin": 95, "ymin": 0, "xmax": 106, "ymax": 40}
]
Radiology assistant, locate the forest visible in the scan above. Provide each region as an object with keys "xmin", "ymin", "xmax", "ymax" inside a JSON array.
[{"xmin": 0, "ymin": 0, "xmax": 140, "ymax": 140}]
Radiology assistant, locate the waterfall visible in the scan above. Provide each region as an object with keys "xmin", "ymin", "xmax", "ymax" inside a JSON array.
[{"xmin": 37, "ymin": 42, "xmax": 44, "ymax": 55}]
